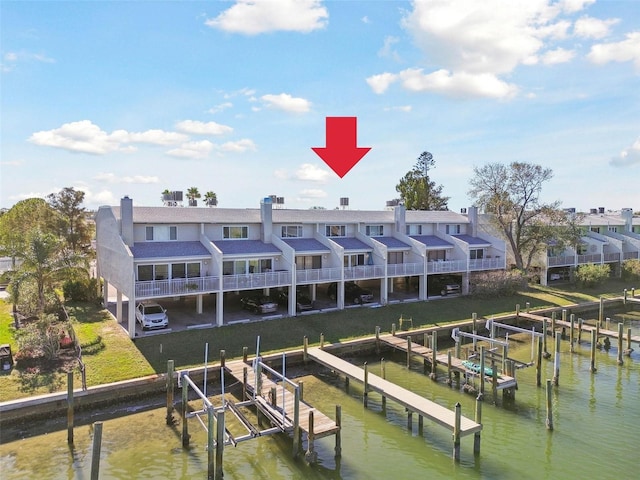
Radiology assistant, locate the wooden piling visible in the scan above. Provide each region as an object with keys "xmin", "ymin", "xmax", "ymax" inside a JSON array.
[
  {"xmin": 479, "ymin": 346, "xmax": 486, "ymax": 397},
  {"xmin": 305, "ymin": 411, "xmax": 317, "ymax": 464},
  {"xmin": 625, "ymin": 327, "xmax": 634, "ymax": 356},
  {"xmin": 220, "ymin": 349, "xmax": 226, "ymax": 369},
  {"xmin": 491, "ymin": 361, "xmax": 498, "ymax": 405},
  {"xmin": 447, "ymin": 350, "xmax": 452, "ymax": 386},
  {"xmin": 363, "ymin": 362, "xmax": 369, "ymax": 407},
  {"xmin": 207, "ymin": 405, "xmax": 215, "ymax": 479},
  {"xmin": 375, "ymin": 326, "xmax": 380, "ymax": 353},
  {"xmin": 335, "ymin": 405, "xmax": 342, "ymax": 458},
  {"xmin": 303, "ymin": 336, "xmax": 308, "ymax": 362},
  {"xmin": 242, "ymin": 367, "xmax": 248, "ymax": 401},
  {"xmin": 406, "ymin": 335, "xmax": 412, "ymax": 368},
  {"xmin": 599, "ymin": 297, "xmax": 604, "ymax": 325},
  {"xmin": 381, "ymin": 358, "xmax": 387, "ymax": 411},
  {"xmin": 453, "ymin": 402, "xmax": 461, "ymax": 461},
  {"xmin": 474, "ymin": 395, "xmax": 482, "ymax": 455},
  {"xmin": 472, "ymin": 313, "xmax": 478, "ymax": 351},
  {"xmin": 590, "ymin": 329, "xmax": 597, "ymax": 373},
  {"xmin": 562, "ymin": 309, "xmax": 567, "ymax": 323},
  {"xmin": 545, "ymin": 379, "xmax": 553, "ymax": 430},
  {"xmin": 578, "ymin": 318, "xmax": 583, "ymax": 344},
  {"xmin": 181, "ymin": 374, "xmax": 189, "ymax": 447},
  {"xmin": 90, "ymin": 422, "xmax": 103, "ymax": 480},
  {"xmin": 569, "ymin": 314, "xmax": 575, "ymax": 353},
  {"xmin": 431, "ymin": 331, "xmax": 438, "ymax": 380},
  {"xmin": 215, "ymin": 410, "xmax": 225, "ymax": 479},
  {"xmin": 166, "ymin": 360, "xmax": 175, "ymax": 425},
  {"xmin": 293, "ymin": 387, "xmax": 301, "ymax": 457},
  {"xmin": 418, "ymin": 415, "xmax": 424, "ymax": 436},
  {"xmin": 320, "ymin": 332, "xmax": 325, "ymax": 348},
  {"xmin": 551, "ymin": 311, "xmax": 556, "ymax": 338},
  {"xmin": 525, "ymin": 301, "xmax": 530, "ymax": 313},
  {"xmin": 67, "ymin": 371, "xmax": 74, "ymax": 445},
  {"xmin": 536, "ymin": 337, "xmax": 542, "ymax": 387},
  {"xmin": 407, "ymin": 410, "xmax": 413, "ymax": 431},
  {"xmin": 243, "ymin": 346, "xmax": 248, "ymax": 363},
  {"xmin": 552, "ymin": 334, "xmax": 560, "ymax": 387},
  {"xmin": 617, "ymin": 323, "xmax": 624, "ymax": 365}
]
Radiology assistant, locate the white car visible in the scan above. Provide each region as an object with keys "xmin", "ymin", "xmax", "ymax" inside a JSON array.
[{"xmin": 136, "ymin": 302, "xmax": 169, "ymax": 330}]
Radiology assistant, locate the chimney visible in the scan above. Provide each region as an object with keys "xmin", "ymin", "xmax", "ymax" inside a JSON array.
[
  {"xmin": 622, "ymin": 208, "xmax": 633, "ymax": 232},
  {"xmin": 468, "ymin": 206, "xmax": 478, "ymax": 237},
  {"xmin": 260, "ymin": 197, "xmax": 273, "ymax": 243},
  {"xmin": 120, "ymin": 196, "xmax": 134, "ymax": 247},
  {"xmin": 394, "ymin": 203, "xmax": 406, "ymax": 234}
]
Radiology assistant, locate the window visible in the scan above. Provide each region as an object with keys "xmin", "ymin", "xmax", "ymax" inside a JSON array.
[
  {"xmin": 428, "ymin": 250, "xmax": 446, "ymax": 261},
  {"xmin": 296, "ymin": 255, "xmax": 322, "ymax": 270},
  {"xmin": 136, "ymin": 264, "xmax": 168, "ymax": 281},
  {"xmin": 344, "ymin": 254, "xmax": 365, "ymax": 267},
  {"xmin": 325, "ymin": 225, "xmax": 346, "ymax": 237},
  {"xmin": 470, "ymin": 249, "xmax": 484, "ymax": 260},
  {"xmin": 406, "ymin": 225, "xmax": 422, "ymax": 235},
  {"xmin": 446, "ymin": 224, "xmax": 461, "ymax": 235},
  {"xmin": 608, "ymin": 226, "xmax": 617, "ymax": 233},
  {"xmin": 590, "ymin": 227, "xmax": 600, "ymax": 233},
  {"xmin": 281, "ymin": 225, "xmax": 303, "ymax": 238},
  {"xmin": 172, "ymin": 263, "xmax": 186, "ymax": 279},
  {"xmin": 223, "ymin": 259, "xmax": 272, "ymax": 275},
  {"xmin": 146, "ymin": 226, "xmax": 154, "ymax": 241},
  {"xmin": 170, "ymin": 226, "xmax": 177, "ymax": 240},
  {"xmin": 365, "ymin": 225, "xmax": 384, "ymax": 236},
  {"xmin": 223, "ymin": 226, "xmax": 248, "ymax": 239},
  {"xmin": 388, "ymin": 252, "xmax": 403, "ymax": 264}
]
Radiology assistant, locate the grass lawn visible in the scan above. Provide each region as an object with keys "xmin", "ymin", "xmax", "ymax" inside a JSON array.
[{"xmin": 0, "ymin": 278, "xmax": 635, "ymax": 402}]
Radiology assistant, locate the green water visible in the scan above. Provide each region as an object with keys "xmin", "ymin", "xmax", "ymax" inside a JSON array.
[{"xmin": 1, "ymin": 317, "xmax": 638, "ymax": 479}]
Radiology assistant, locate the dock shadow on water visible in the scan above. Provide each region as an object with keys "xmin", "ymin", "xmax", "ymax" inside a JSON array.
[{"xmin": 1, "ymin": 316, "xmax": 639, "ymax": 479}]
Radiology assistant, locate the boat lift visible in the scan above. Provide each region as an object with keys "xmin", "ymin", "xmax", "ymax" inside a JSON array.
[{"xmin": 485, "ymin": 318, "xmax": 543, "ymax": 364}]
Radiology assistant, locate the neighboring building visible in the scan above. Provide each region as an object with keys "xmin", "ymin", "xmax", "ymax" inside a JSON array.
[
  {"xmin": 541, "ymin": 208, "xmax": 640, "ymax": 284},
  {"xmin": 95, "ymin": 197, "xmax": 506, "ymax": 338}
]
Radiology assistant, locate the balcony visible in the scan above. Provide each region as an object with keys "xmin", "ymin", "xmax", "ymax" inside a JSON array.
[
  {"xmin": 469, "ymin": 257, "xmax": 504, "ymax": 271},
  {"xmin": 623, "ymin": 251, "xmax": 639, "ymax": 260},
  {"xmin": 296, "ymin": 267, "xmax": 342, "ymax": 284},
  {"xmin": 603, "ymin": 252, "xmax": 621, "ymax": 263},
  {"xmin": 577, "ymin": 254, "xmax": 602, "ymax": 264},
  {"xmin": 547, "ymin": 255, "xmax": 575, "ymax": 267},
  {"xmin": 387, "ymin": 262, "xmax": 425, "ymax": 276},
  {"xmin": 344, "ymin": 265, "xmax": 385, "ymax": 280},
  {"xmin": 222, "ymin": 271, "xmax": 291, "ymax": 291},
  {"xmin": 135, "ymin": 276, "xmax": 220, "ymax": 299},
  {"xmin": 427, "ymin": 259, "xmax": 467, "ymax": 273}
]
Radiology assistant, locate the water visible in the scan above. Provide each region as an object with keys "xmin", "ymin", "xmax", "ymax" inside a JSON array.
[{"xmin": 1, "ymin": 315, "xmax": 638, "ymax": 479}]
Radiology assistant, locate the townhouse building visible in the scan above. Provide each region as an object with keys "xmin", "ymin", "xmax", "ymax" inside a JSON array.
[
  {"xmin": 542, "ymin": 207, "xmax": 640, "ymax": 284},
  {"xmin": 95, "ymin": 196, "xmax": 506, "ymax": 338}
]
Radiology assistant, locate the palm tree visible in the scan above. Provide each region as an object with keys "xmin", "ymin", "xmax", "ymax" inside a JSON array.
[
  {"xmin": 186, "ymin": 187, "xmax": 201, "ymax": 207},
  {"xmin": 204, "ymin": 191, "xmax": 218, "ymax": 207},
  {"xmin": 161, "ymin": 189, "xmax": 172, "ymax": 202}
]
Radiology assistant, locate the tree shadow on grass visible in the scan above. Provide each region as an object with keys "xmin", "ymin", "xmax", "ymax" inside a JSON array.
[{"xmin": 17, "ymin": 369, "xmax": 65, "ymax": 394}]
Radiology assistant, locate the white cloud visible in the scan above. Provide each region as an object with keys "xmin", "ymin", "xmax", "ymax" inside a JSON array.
[
  {"xmin": 560, "ymin": 0, "xmax": 596, "ymax": 14},
  {"xmin": 294, "ymin": 163, "xmax": 330, "ymax": 183},
  {"xmin": 207, "ymin": 102, "xmax": 233, "ymax": 114},
  {"xmin": 205, "ymin": 0, "xmax": 328, "ymax": 35},
  {"xmin": 297, "ymin": 189, "xmax": 327, "ymax": 201},
  {"xmin": 541, "ymin": 48, "xmax": 575, "ymax": 65},
  {"xmin": 166, "ymin": 140, "xmax": 215, "ymax": 159},
  {"xmin": 397, "ymin": 68, "xmax": 519, "ymax": 99},
  {"xmin": 383, "ymin": 105, "xmax": 412, "ymax": 112},
  {"xmin": 361, "ymin": 16, "xmax": 370, "ymax": 24},
  {"xmin": 29, "ymin": 121, "xmax": 189, "ymax": 154},
  {"xmin": 93, "ymin": 173, "xmax": 160, "ymax": 184},
  {"xmin": 175, "ymin": 120, "xmax": 233, "ymax": 136},
  {"xmin": 218, "ymin": 139, "xmax": 256, "ymax": 153},
  {"xmin": 366, "ymin": 72, "xmax": 398, "ymax": 94},
  {"xmin": 588, "ymin": 32, "xmax": 640, "ymax": 70},
  {"xmin": 261, "ymin": 93, "xmax": 311, "ymax": 113},
  {"xmin": 574, "ymin": 16, "xmax": 619, "ymax": 39},
  {"xmin": 610, "ymin": 137, "xmax": 640, "ymax": 167},
  {"xmin": 378, "ymin": 36, "xmax": 400, "ymax": 61}
]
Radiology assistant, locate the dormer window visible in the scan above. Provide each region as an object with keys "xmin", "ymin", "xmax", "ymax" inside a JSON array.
[
  {"xmin": 223, "ymin": 226, "xmax": 248, "ymax": 239},
  {"xmin": 281, "ymin": 225, "xmax": 303, "ymax": 238},
  {"xmin": 446, "ymin": 224, "xmax": 461, "ymax": 234},
  {"xmin": 325, "ymin": 225, "xmax": 346, "ymax": 237},
  {"xmin": 365, "ymin": 225, "xmax": 384, "ymax": 236}
]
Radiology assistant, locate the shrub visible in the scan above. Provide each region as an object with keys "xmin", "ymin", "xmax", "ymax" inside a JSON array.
[
  {"xmin": 470, "ymin": 270, "xmax": 527, "ymax": 298},
  {"xmin": 63, "ymin": 277, "xmax": 100, "ymax": 302},
  {"xmin": 575, "ymin": 263, "xmax": 610, "ymax": 287},
  {"xmin": 621, "ymin": 259, "xmax": 640, "ymax": 281},
  {"xmin": 14, "ymin": 313, "xmax": 62, "ymax": 361}
]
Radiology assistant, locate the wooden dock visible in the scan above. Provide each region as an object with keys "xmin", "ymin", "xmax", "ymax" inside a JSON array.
[
  {"xmin": 225, "ymin": 359, "xmax": 339, "ymax": 440},
  {"xmin": 306, "ymin": 347, "xmax": 482, "ymax": 437},
  {"xmin": 379, "ymin": 334, "xmax": 518, "ymax": 390},
  {"xmin": 519, "ymin": 312, "xmax": 640, "ymax": 346}
]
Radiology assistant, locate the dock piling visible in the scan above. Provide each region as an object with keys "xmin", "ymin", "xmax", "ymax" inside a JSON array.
[
  {"xmin": 67, "ymin": 371, "xmax": 74, "ymax": 445},
  {"xmin": 545, "ymin": 380, "xmax": 553, "ymax": 430},
  {"xmin": 430, "ymin": 331, "xmax": 438, "ymax": 380},
  {"xmin": 335, "ymin": 405, "xmax": 342, "ymax": 458},
  {"xmin": 624, "ymin": 327, "xmax": 634, "ymax": 356},
  {"xmin": 90, "ymin": 422, "xmax": 103, "ymax": 480},
  {"xmin": 590, "ymin": 329, "xmax": 597, "ymax": 373},
  {"xmin": 617, "ymin": 323, "xmax": 624, "ymax": 365},
  {"xmin": 552, "ymin": 334, "xmax": 560, "ymax": 387},
  {"xmin": 474, "ymin": 395, "xmax": 482, "ymax": 455},
  {"xmin": 363, "ymin": 362, "xmax": 369, "ymax": 407},
  {"xmin": 166, "ymin": 360, "xmax": 175, "ymax": 425},
  {"xmin": 215, "ymin": 410, "xmax": 225, "ymax": 479},
  {"xmin": 536, "ymin": 337, "xmax": 542, "ymax": 387},
  {"xmin": 305, "ymin": 411, "xmax": 317, "ymax": 464},
  {"xmin": 181, "ymin": 372, "xmax": 190, "ymax": 447},
  {"xmin": 453, "ymin": 402, "xmax": 461, "ymax": 461},
  {"xmin": 406, "ymin": 336, "xmax": 412, "ymax": 368}
]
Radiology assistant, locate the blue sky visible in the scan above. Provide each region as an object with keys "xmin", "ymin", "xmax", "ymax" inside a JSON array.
[{"xmin": 2, "ymin": 0, "xmax": 639, "ymax": 213}]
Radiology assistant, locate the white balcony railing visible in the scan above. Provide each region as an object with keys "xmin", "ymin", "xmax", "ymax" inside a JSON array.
[
  {"xmin": 296, "ymin": 267, "xmax": 343, "ymax": 284},
  {"xmin": 135, "ymin": 276, "xmax": 220, "ymax": 299},
  {"xmin": 547, "ymin": 255, "xmax": 575, "ymax": 267},
  {"xmin": 623, "ymin": 251, "xmax": 639, "ymax": 260},
  {"xmin": 469, "ymin": 258, "xmax": 504, "ymax": 271},
  {"xmin": 222, "ymin": 271, "xmax": 291, "ymax": 291},
  {"xmin": 427, "ymin": 259, "xmax": 467, "ymax": 273},
  {"xmin": 603, "ymin": 252, "xmax": 621, "ymax": 263},
  {"xmin": 387, "ymin": 262, "xmax": 425, "ymax": 276},
  {"xmin": 344, "ymin": 265, "xmax": 385, "ymax": 280}
]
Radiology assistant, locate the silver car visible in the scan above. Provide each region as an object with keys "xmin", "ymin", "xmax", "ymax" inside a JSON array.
[{"xmin": 136, "ymin": 302, "xmax": 169, "ymax": 330}]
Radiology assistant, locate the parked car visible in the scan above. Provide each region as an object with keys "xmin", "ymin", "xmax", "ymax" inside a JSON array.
[
  {"xmin": 240, "ymin": 295, "xmax": 278, "ymax": 314},
  {"xmin": 135, "ymin": 302, "xmax": 169, "ymax": 330},
  {"xmin": 440, "ymin": 284, "xmax": 461, "ymax": 296},
  {"xmin": 276, "ymin": 289, "xmax": 315, "ymax": 311},
  {"xmin": 327, "ymin": 282, "xmax": 374, "ymax": 304}
]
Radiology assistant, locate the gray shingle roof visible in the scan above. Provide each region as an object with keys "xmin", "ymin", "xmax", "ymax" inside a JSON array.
[
  {"xmin": 452, "ymin": 235, "xmax": 492, "ymax": 246},
  {"xmin": 331, "ymin": 237, "xmax": 371, "ymax": 251},
  {"xmin": 213, "ymin": 240, "xmax": 282, "ymax": 255},
  {"xmin": 375, "ymin": 236, "xmax": 412, "ymax": 249},
  {"xmin": 410, "ymin": 235, "xmax": 455, "ymax": 248},
  {"xmin": 130, "ymin": 241, "xmax": 210, "ymax": 259},
  {"xmin": 281, "ymin": 238, "xmax": 330, "ymax": 253}
]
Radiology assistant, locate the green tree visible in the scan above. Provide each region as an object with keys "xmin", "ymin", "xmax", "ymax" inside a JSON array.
[
  {"xmin": 204, "ymin": 191, "xmax": 218, "ymax": 207},
  {"xmin": 186, "ymin": 187, "xmax": 201, "ymax": 206},
  {"xmin": 17, "ymin": 230, "xmax": 86, "ymax": 313},
  {"xmin": 468, "ymin": 162, "xmax": 582, "ymax": 272},
  {"xmin": 47, "ymin": 187, "xmax": 93, "ymax": 255},
  {"xmin": 575, "ymin": 263, "xmax": 610, "ymax": 287},
  {"xmin": 395, "ymin": 151, "xmax": 449, "ymax": 210},
  {"xmin": 622, "ymin": 259, "xmax": 640, "ymax": 281}
]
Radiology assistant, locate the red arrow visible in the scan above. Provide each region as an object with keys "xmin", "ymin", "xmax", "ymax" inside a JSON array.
[{"xmin": 312, "ymin": 117, "xmax": 371, "ymax": 178}]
